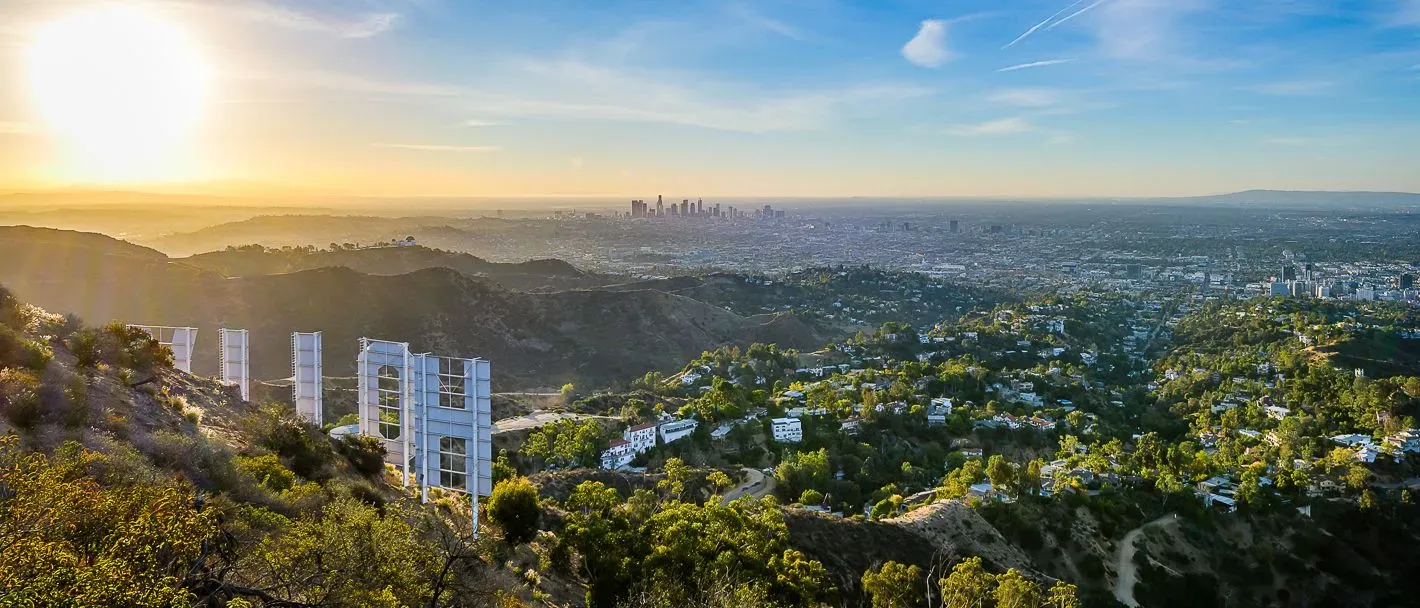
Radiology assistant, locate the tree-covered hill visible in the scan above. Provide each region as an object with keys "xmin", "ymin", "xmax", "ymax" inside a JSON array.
[{"xmin": 0, "ymin": 226, "xmax": 839, "ymax": 390}]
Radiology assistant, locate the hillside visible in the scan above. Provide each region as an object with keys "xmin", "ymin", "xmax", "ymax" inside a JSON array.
[
  {"xmin": 182, "ymin": 245, "xmax": 605, "ymax": 292},
  {"xmin": 145, "ymin": 214, "xmax": 488, "ymax": 256},
  {"xmin": 0, "ymin": 226, "xmax": 838, "ymax": 391},
  {"xmin": 0, "ymin": 286, "xmax": 541, "ymax": 606}
]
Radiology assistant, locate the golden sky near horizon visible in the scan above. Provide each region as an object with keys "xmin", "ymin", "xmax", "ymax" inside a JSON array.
[{"xmin": 2, "ymin": 0, "xmax": 1418, "ymax": 198}]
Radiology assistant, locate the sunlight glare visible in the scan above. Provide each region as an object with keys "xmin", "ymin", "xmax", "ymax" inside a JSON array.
[{"xmin": 24, "ymin": 4, "xmax": 211, "ymax": 182}]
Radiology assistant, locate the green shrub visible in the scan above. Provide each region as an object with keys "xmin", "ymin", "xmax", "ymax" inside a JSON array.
[
  {"xmin": 0, "ymin": 324, "xmax": 51, "ymax": 371},
  {"xmin": 800, "ymin": 489, "xmax": 824, "ymax": 506},
  {"xmin": 250, "ymin": 403, "xmax": 333, "ymax": 480},
  {"xmin": 488, "ymin": 477, "xmax": 541, "ymax": 544},
  {"xmin": 335, "ymin": 434, "xmax": 387, "ymax": 477},
  {"xmin": 237, "ymin": 453, "xmax": 298, "ymax": 493},
  {"xmin": 59, "ymin": 376, "xmax": 90, "ymax": 428},
  {"xmin": 67, "ymin": 329, "xmax": 102, "ymax": 369},
  {"xmin": 0, "ymin": 368, "xmax": 43, "ymax": 428}
]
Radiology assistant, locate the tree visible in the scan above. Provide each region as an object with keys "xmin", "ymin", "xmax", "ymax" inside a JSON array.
[
  {"xmin": 0, "ymin": 439, "xmax": 217, "ymax": 607},
  {"xmin": 488, "ymin": 477, "xmax": 541, "ymax": 544},
  {"xmin": 993, "ymin": 569, "xmax": 1041, "ymax": 608},
  {"xmin": 1155, "ymin": 470, "xmax": 1184, "ymax": 506},
  {"xmin": 707, "ymin": 471, "xmax": 733, "ymax": 496},
  {"xmin": 522, "ymin": 419, "xmax": 606, "ymax": 469},
  {"xmin": 774, "ymin": 448, "xmax": 830, "ymax": 499},
  {"xmin": 492, "ymin": 449, "xmax": 517, "ymax": 485},
  {"xmin": 659, "ymin": 457, "xmax": 691, "ymax": 501},
  {"xmin": 861, "ymin": 561, "xmax": 922, "ymax": 608},
  {"xmin": 248, "ymin": 497, "xmax": 441, "ymax": 606},
  {"xmin": 939, "ymin": 556, "xmax": 993, "ymax": 608},
  {"xmin": 561, "ymin": 383, "xmax": 576, "ymax": 401},
  {"xmin": 1045, "ymin": 581, "xmax": 1080, "ymax": 608},
  {"xmin": 986, "ymin": 455, "xmax": 1017, "ymax": 496}
]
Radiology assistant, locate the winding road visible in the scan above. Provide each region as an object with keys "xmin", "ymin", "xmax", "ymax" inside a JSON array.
[
  {"xmin": 1113, "ymin": 514, "xmax": 1178, "ymax": 607},
  {"xmin": 721, "ymin": 467, "xmax": 775, "ymax": 504},
  {"xmin": 492, "ymin": 411, "xmax": 616, "ymax": 434}
]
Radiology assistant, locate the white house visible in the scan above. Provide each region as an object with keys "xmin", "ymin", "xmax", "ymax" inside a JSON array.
[
  {"xmin": 659, "ymin": 418, "xmax": 698, "ymax": 444},
  {"xmin": 625, "ymin": 421, "xmax": 658, "ymax": 453},
  {"xmin": 711, "ymin": 423, "xmax": 733, "ymax": 441},
  {"xmin": 927, "ymin": 397, "xmax": 953, "ymax": 425},
  {"xmin": 772, "ymin": 417, "xmax": 803, "ymax": 443},
  {"xmin": 1264, "ymin": 405, "xmax": 1291, "ymax": 420},
  {"xmin": 601, "ymin": 440, "xmax": 635, "ymax": 470}
]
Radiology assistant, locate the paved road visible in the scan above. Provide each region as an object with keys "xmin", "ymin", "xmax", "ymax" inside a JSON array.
[
  {"xmin": 1113, "ymin": 514, "xmax": 1177, "ymax": 607},
  {"xmin": 721, "ymin": 467, "xmax": 775, "ymax": 504},
  {"xmin": 492, "ymin": 411, "xmax": 615, "ymax": 434}
]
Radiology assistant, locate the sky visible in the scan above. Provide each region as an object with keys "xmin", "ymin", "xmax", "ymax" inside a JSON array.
[{"xmin": 1, "ymin": 0, "xmax": 1419, "ymax": 198}]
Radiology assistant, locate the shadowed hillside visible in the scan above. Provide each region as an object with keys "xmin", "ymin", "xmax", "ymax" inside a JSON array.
[
  {"xmin": 0, "ymin": 227, "xmax": 837, "ymax": 389},
  {"xmin": 182, "ymin": 245, "xmax": 604, "ymax": 292}
]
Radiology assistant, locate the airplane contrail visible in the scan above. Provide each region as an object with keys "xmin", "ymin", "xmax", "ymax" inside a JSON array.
[
  {"xmin": 1002, "ymin": 0, "xmax": 1086, "ymax": 49},
  {"xmin": 1047, "ymin": 0, "xmax": 1111, "ymax": 30}
]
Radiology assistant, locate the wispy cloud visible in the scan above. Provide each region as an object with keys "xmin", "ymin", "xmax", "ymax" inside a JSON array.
[
  {"xmin": 471, "ymin": 58, "xmax": 932, "ymax": 133},
  {"xmin": 728, "ymin": 3, "xmax": 808, "ymax": 41},
  {"xmin": 570, "ymin": 157, "xmax": 585, "ymax": 169},
  {"xmin": 987, "ymin": 88, "xmax": 1062, "ymax": 108},
  {"xmin": 1003, "ymin": 0, "xmax": 1086, "ymax": 48},
  {"xmin": 1250, "ymin": 79, "xmax": 1336, "ymax": 96},
  {"xmin": 997, "ymin": 59, "xmax": 1074, "ymax": 72},
  {"xmin": 463, "ymin": 120, "xmax": 506, "ymax": 127},
  {"xmin": 1265, "ymin": 136, "xmax": 1311, "ymax": 146},
  {"xmin": 1046, "ymin": 133, "xmax": 1074, "ymax": 145},
  {"xmin": 371, "ymin": 143, "xmax": 502, "ymax": 152},
  {"xmin": 1394, "ymin": 0, "xmax": 1420, "ymax": 26},
  {"xmin": 260, "ymin": 57, "xmax": 931, "ymax": 134},
  {"xmin": 902, "ymin": 20, "xmax": 951, "ymax": 68},
  {"xmin": 946, "ymin": 117, "xmax": 1034, "ymax": 136},
  {"xmin": 1089, "ymin": 0, "xmax": 1210, "ymax": 61},
  {"xmin": 175, "ymin": 1, "xmax": 399, "ymax": 38}
]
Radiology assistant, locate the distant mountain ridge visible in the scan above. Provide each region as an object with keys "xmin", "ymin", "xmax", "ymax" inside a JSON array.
[
  {"xmin": 181, "ymin": 245, "xmax": 598, "ymax": 291},
  {"xmin": 1168, "ymin": 189, "xmax": 1420, "ymax": 207},
  {"xmin": 0, "ymin": 226, "xmax": 837, "ymax": 389}
]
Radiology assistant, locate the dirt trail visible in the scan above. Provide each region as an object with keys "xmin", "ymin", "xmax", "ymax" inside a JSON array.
[{"xmin": 1113, "ymin": 514, "xmax": 1177, "ymax": 607}]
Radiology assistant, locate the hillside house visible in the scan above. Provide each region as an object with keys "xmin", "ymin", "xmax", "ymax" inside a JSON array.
[
  {"xmin": 625, "ymin": 422, "xmax": 658, "ymax": 453},
  {"xmin": 659, "ymin": 418, "xmax": 698, "ymax": 444},
  {"xmin": 600, "ymin": 440, "xmax": 635, "ymax": 470},
  {"xmin": 772, "ymin": 417, "xmax": 803, "ymax": 443},
  {"xmin": 927, "ymin": 397, "xmax": 953, "ymax": 425}
]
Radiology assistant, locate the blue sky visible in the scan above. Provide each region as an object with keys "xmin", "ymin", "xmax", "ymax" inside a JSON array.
[{"xmin": 1, "ymin": 0, "xmax": 1419, "ymax": 196}]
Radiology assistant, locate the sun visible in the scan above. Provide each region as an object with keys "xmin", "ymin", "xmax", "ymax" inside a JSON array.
[{"xmin": 24, "ymin": 4, "xmax": 211, "ymax": 182}]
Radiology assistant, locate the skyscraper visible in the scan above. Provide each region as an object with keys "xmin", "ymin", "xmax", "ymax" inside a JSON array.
[
  {"xmin": 949, "ymin": 219, "xmax": 959, "ymax": 233},
  {"xmin": 656, "ymin": 195, "xmax": 664, "ymax": 216},
  {"xmin": 697, "ymin": 199, "xmax": 703, "ymax": 214},
  {"xmin": 1281, "ymin": 265, "xmax": 1297, "ymax": 281}
]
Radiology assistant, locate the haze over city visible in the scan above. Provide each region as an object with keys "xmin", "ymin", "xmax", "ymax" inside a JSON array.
[{"xmin": 2, "ymin": 0, "xmax": 1419, "ymax": 197}]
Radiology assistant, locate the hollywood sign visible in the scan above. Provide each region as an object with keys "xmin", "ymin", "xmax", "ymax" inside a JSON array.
[{"xmin": 130, "ymin": 325, "xmax": 493, "ymax": 522}]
